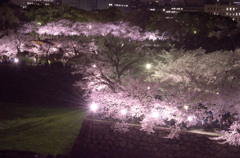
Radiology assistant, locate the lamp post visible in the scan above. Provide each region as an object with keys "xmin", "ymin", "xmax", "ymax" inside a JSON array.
[{"xmin": 89, "ymin": 102, "xmax": 98, "ymax": 143}]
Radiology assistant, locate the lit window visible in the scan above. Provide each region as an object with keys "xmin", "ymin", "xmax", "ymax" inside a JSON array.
[
  {"xmin": 226, "ymin": 8, "xmax": 229, "ymax": 11},
  {"xmin": 230, "ymin": 8, "xmax": 232, "ymax": 11},
  {"xmin": 163, "ymin": 9, "xmax": 165, "ymax": 11},
  {"xmin": 233, "ymin": 8, "xmax": 235, "ymax": 11}
]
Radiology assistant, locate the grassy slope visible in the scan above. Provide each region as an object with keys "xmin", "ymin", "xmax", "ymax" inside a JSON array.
[{"xmin": 0, "ymin": 103, "xmax": 87, "ymax": 156}]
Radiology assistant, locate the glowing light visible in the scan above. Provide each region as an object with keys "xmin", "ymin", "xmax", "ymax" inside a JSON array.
[
  {"xmin": 52, "ymin": 48, "xmax": 58, "ymax": 51},
  {"xmin": 93, "ymin": 64, "xmax": 96, "ymax": 68},
  {"xmin": 187, "ymin": 116, "xmax": 193, "ymax": 122},
  {"xmin": 194, "ymin": 30, "xmax": 197, "ymax": 34},
  {"xmin": 147, "ymin": 87, "xmax": 151, "ymax": 90},
  {"xmin": 184, "ymin": 106, "xmax": 189, "ymax": 110},
  {"xmin": 120, "ymin": 109, "xmax": 127, "ymax": 115},
  {"xmin": 152, "ymin": 111, "xmax": 159, "ymax": 118},
  {"xmin": 90, "ymin": 102, "xmax": 98, "ymax": 112},
  {"xmin": 14, "ymin": 58, "xmax": 19, "ymax": 63},
  {"xmin": 146, "ymin": 64, "xmax": 151, "ymax": 69}
]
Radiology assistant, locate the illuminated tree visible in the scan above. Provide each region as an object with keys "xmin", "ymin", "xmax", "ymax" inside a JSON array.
[
  {"xmin": 75, "ymin": 47, "xmax": 240, "ymax": 144},
  {"xmin": 74, "ymin": 35, "xmax": 146, "ymax": 93},
  {"xmin": 60, "ymin": 34, "xmax": 92, "ymax": 57},
  {"xmin": 23, "ymin": 20, "xmax": 165, "ymax": 41}
]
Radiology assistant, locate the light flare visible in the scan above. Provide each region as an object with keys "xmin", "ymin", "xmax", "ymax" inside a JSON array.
[
  {"xmin": 120, "ymin": 109, "xmax": 127, "ymax": 115},
  {"xmin": 146, "ymin": 64, "xmax": 151, "ymax": 69},
  {"xmin": 90, "ymin": 102, "xmax": 98, "ymax": 112}
]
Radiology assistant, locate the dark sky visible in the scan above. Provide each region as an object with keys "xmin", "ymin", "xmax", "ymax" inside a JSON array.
[{"xmin": 0, "ymin": 0, "xmax": 9, "ymax": 4}]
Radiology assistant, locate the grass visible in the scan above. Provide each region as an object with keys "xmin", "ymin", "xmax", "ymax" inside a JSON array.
[{"xmin": 0, "ymin": 103, "xmax": 87, "ymax": 156}]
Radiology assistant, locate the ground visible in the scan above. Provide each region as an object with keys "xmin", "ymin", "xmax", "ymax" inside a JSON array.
[{"xmin": 0, "ymin": 64, "xmax": 86, "ymax": 156}]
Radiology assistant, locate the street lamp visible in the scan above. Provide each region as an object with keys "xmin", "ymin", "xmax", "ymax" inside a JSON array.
[
  {"xmin": 187, "ymin": 116, "xmax": 194, "ymax": 122},
  {"xmin": 184, "ymin": 105, "xmax": 189, "ymax": 110},
  {"xmin": 14, "ymin": 58, "xmax": 19, "ymax": 63},
  {"xmin": 146, "ymin": 63, "xmax": 151, "ymax": 69},
  {"xmin": 90, "ymin": 102, "xmax": 98, "ymax": 113},
  {"xmin": 120, "ymin": 109, "xmax": 127, "ymax": 115}
]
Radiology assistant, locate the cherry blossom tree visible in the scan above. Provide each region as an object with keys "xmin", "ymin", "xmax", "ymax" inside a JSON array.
[
  {"xmin": 75, "ymin": 46, "xmax": 240, "ymax": 145},
  {"xmin": 23, "ymin": 20, "xmax": 166, "ymax": 42},
  {"xmin": 74, "ymin": 35, "xmax": 146, "ymax": 93},
  {"xmin": 60, "ymin": 34, "xmax": 92, "ymax": 57}
]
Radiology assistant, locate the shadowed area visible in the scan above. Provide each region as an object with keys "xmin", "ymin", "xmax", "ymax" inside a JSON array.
[{"xmin": 0, "ymin": 64, "xmax": 83, "ymax": 107}]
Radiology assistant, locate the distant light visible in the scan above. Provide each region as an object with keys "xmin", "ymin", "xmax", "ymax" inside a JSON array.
[
  {"xmin": 147, "ymin": 87, "xmax": 151, "ymax": 90},
  {"xmin": 193, "ymin": 30, "xmax": 197, "ymax": 34},
  {"xmin": 184, "ymin": 106, "xmax": 189, "ymax": 110},
  {"xmin": 90, "ymin": 102, "xmax": 98, "ymax": 112},
  {"xmin": 120, "ymin": 109, "xmax": 127, "ymax": 115},
  {"xmin": 14, "ymin": 58, "xmax": 19, "ymax": 63},
  {"xmin": 152, "ymin": 111, "xmax": 159, "ymax": 118},
  {"xmin": 93, "ymin": 64, "xmax": 96, "ymax": 68},
  {"xmin": 187, "ymin": 116, "xmax": 193, "ymax": 122},
  {"xmin": 146, "ymin": 64, "xmax": 151, "ymax": 69}
]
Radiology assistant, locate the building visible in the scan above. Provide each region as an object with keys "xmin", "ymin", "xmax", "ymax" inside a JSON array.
[
  {"xmin": 108, "ymin": 0, "xmax": 132, "ymax": 12},
  {"xmin": 61, "ymin": 0, "xmax": 80, "ymax": 8},
  {"xmin": 10, "ymin": 0, "xmax": 58, "ymax": 9},
  {"xmin": 78, "ymin": 0, "xmax": 98, "ymax": 11},
  {"xmin": 77, "ymin": 0, "xmax": 133, "ymax": 12},
  {"xmin": 204, "ymin": 3, "xmax": 240, "ymax": 24},
  {"xmin": 184, "ymin": 0, "xmax": 205, "ymax": 6}
]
